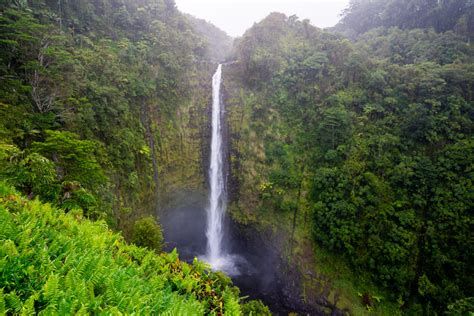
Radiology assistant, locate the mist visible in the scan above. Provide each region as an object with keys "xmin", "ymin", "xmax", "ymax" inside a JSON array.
[{"xmin": 175, "ymin": 0, "xmax": 350, "ymax": 37}]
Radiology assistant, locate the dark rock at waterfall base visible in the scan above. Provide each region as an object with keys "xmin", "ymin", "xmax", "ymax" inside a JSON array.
[{"xmin": 228, "ymin": 222, "xmax": 344, "ymax": 316}]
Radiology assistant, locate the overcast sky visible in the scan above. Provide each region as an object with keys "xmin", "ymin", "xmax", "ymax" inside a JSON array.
[{"xmin": 175, "ymin": 0, "xmax": 350, "ymax": 37}]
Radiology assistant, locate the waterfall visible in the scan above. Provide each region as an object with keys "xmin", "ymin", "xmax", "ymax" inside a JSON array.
[
  {"xmin": 203, "ymin": 64, "xmax": 238, "ymax": 274},
  {"xmin": 206, "ymin": 64, "xmax": 225, "ymax": 263}
]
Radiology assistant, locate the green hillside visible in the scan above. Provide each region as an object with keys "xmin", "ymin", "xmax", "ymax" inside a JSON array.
[
  {"xmin": 0, "ymin": 0, "xmax": 215, "ymax": 237},
  {"xmin": 0, "ymin": 182, "xmax": 245, "ymax": 315},
  {"xmin": 224, "ymin": 7, "xmax": 473, "ymax": 314}
]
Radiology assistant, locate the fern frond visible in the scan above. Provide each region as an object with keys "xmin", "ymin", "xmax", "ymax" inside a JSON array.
[
  {"xmin": 5, "ymin": 291, "xmax": 22, "ymax": 313},
  {"xmin": 0, "ymin": 186, "xmax": 248, "ymax": 315},
  {"xmin": 20, "ymin": 291, "xmax": 39, "ymax": 316},
  {"xmin": 0, "ymin": 288, "xmax": 6, "ymax": 315},
  {"xmin": 223, "ymin": 289, "xmax": 241, "ymax": 316},
  {"xmin": 42, "ymin": 274, "xmax": 60, "ymax": 302}
]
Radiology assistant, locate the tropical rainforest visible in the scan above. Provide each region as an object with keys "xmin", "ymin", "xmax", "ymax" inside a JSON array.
[{"xmin": 0, "ymin": 0, "xmax": 472, "ymax": 315}]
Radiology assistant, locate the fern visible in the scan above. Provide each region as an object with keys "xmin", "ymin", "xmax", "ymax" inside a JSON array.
[
  {"xmin": 0, "ymin": 206, "xmax": 16, "ymax": 239},
  {"xmin": 42, "ymin": 274, "xmax": 60, "ymax": 302},
  {"xmin": 5, "ymin": 291, "xmax": 22, "ymax": 313},
  {"xmin": 223, "ymin": 289, "xmax": 242, "ymax": 316},
  {"xmin": 20, "ymin": 291, "xmax": 39, "ymax": 315},
  {"xmin": 0, "ymin": 288, "xmax": 6, "ymax": 315},
  {"xmin": 64, "ymin": 270, "xmax": 77, "ymax": 294},
  {"xmin": 0, "ymin": 185, "xmax": 248, "ymax": 315},
  {"xmin": 38, "ymin": 302, "xmax": 58, "ymax": 315}
]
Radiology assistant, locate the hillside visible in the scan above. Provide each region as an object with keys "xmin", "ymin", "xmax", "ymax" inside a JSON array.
[
  {"xmin": 0, "ymin": 0, "xmax": 216, "ymax": 237},
  {"xmin": 185, "ymin": 14, "xmax": 234, "ymax": 63},
  {"xmin": 223, "ymin": 8, "xmax": 473, "ymax": 315},
  {"xmin": 334, "ymin": 0, "xmax": 473, "ymax": 41},
  {"xmin": 0, "ymin": 182, "xmax": 246, "ymax": 314}
]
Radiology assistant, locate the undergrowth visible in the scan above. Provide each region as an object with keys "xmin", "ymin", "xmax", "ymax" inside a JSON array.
[{"xmin": 0, "ymin": 182, "xmax": 242, "ymax": 315}]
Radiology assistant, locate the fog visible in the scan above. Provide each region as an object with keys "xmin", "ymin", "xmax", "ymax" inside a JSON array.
[{"xmin": 175, "ymin": 0, "xmax": 350, "ymax": 37}]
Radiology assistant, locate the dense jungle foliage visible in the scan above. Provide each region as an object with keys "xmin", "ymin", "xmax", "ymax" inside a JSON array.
[
  {"xmin": 0, "ymin": 1, "xmax": 258, "ymax": 314},
  {"xmin": 186, "ymin": 14, "xmax": 233, "ymax": 63},
  {"xmin": 335, "ymin": 0, "xmax": 472, "ymax": 41},
  {"xmin": 0, "ymin": 182, "xmax": 245, "ymax": 314},
  {"xmin": 0, "ymin": 0, "xmax": 229, "ymax": 236},
  {"xmin": 1, "ymin": 0, "xmax": 473, "ymax": 314},
  {"xmin": 225, "ymin": 1, "xmax": 473, "ymax": 314}
]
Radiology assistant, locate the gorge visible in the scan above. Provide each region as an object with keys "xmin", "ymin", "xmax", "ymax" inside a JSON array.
[
  {"xmin": 162, "ymin": 63, "xmax": 338, "ymax": 314},
  {"xmin": 0, "ymin": 1, "xmax": 472, "ymax": 315}
]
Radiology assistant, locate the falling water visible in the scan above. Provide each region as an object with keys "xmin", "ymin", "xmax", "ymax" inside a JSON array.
[
  {"xmin": 207, "ymin": 64, "xmax": 225, "ymax": 263},
  {"xmin": 203, "ymin": 64, "xmax": 239, "ymax": 275}
]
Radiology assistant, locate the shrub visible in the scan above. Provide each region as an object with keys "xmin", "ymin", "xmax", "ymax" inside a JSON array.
[
  {"xmin": 132, "ymin": 215, "xmax": 164, "ymax": 252},
  {"xmin": 241, "ymin": 299, "xmax": 272, "ymax": 315}
]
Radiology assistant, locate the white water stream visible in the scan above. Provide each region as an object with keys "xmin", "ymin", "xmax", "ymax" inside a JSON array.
[{"xmin": 203, "ymin": 64, "xmax": 239, "ymax": 275}]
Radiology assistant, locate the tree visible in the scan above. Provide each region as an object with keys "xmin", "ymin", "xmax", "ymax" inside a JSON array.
[{"xmin": 32, "ymin": 130, "xmax": 107, "ymax": 191}]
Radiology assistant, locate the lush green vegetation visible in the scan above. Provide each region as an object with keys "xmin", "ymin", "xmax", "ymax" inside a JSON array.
[
  {"xmin": 226, "ymin": 3, "xmax": 473, "ymax": 314},
  {"xmin": 132, "ymin": 215, "xmax": 164, "ymax": 252},
  {"xmin": 0, "ymin": 182, "xmax": 244, "ymax": 314},
  {"xmin": 0, "ymin": 0, "xmax": 213, "ymax": 236},
  {"xmin": 1, "ymin": 0, "xmax": 473, "ymax": 314},
  {"xmin": 186, "ymin": 14, "xmax": 233, "ymax": 63},
  {"xmin": 0, "ymin": 2, "xmax": 257, "ymax": 314},
  {"xmin": 335, "ymin": 0, "xmax": 472, "ymax": 41}
]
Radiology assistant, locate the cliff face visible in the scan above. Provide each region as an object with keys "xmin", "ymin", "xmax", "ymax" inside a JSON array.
[
  {"xmin": 152, "ymin": 62, "xmax": 222, "ymax": 264},
  {"xmin": 81, "ymin": 61, "xmax": 218, "ymax": 240},
  {"xmin": 217, "ymin": 7, "xmax": 473, "ymax": 314},
  {"xmin": 220, "ymin": 63, "xmax": 348, "ymax": 315},
  {"xmin": 154, "ymin": 63, "xmax": 215, "ymax": 207}
]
